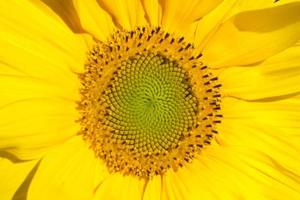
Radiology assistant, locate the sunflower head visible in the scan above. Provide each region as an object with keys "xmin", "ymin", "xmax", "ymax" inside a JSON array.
[{"xmin": 78, "ymin": 27, "xmax": 222, "ymax": 178}]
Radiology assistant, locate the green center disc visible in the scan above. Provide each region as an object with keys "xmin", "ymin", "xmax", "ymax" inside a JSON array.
[{"xmin": 103, "ymin": 53, "xmax": 198, "ymax": 154}]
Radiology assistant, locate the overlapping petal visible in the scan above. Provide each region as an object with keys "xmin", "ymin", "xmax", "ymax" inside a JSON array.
[
  {"xmin": 141, "ymin": 0, "xmax": 162, "ymax": 27},
  {"xmin": 92, "ymin": 173, "xmax": 145, "ymax": 200},
  {"xmin": 190, "ymin": 0, "xmax": 300, "ymax": 50},
  {"xmin": 201, "ymin": 2, "xmax": 300, "ymax": 67},
  {"xmin": 96, "ymin": 0, "xmax": 148, "ymax": 30},
  {"xmin": 0, "ymin": 158, "xmax": 38, "ymax": 200},
  {"xmin": 143, "ymin": 176, "xmax": 162, "ymax": 200},
  {"xmin": 159, "ymin": 0, "xmax": 222, "ymax": 35},
  {"xmin": 219, "ymin": 44, "xmax": 300, "ymax": 100},
  {"xmin": 0, "ymin": 0, "xmax": 89, "ymax": 160},
  {"xmin": 28, "ymin": 136, "xmax": 109, "ymax": 200},
  {"xmin": 29, "ymin": 0, "xmax": 83, "ymax": 33},
  {"xmin": 163, "ymin": 95, "xmax": 300, "ymax": 199},
  {"xmin": 72, "ymin": 0, "xmax": 116, "ymax": 41}
]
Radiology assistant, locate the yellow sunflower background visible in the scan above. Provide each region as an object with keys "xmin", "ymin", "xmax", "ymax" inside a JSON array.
[{"xmin": 0, "ymin": 0, "xmax": 300, "ymax": 199}]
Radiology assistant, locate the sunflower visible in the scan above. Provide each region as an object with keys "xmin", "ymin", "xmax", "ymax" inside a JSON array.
[{"xmin": 1, "ymin": 0, "xmax": 300, "ymax": 199}]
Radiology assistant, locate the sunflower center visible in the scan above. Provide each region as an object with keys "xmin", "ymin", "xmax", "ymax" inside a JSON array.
[
  {"xmin": 78, "ymin": 27, "xmax": 222, "ymax": 178},
  {"xmin": 103, "ymin": 53, "xmax": 197, "ymax": 153}
]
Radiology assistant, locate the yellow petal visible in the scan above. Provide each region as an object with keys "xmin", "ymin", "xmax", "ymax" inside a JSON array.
[
  {"xmin": 0, "ymin": 98, "xmax": 79, "ymax": 160},
  {"xmin": 173, "ymin": 149, "xmax": 300, "ymax": 199},
  {"xmin": 162, "ymin": 158, "xmax": 253, "ymax": 200},
  {"xmin": 219, "ymin": 45, "xmax": 300, "ymax": 100},
  {"xmin": 231, "ymin": 0, "xmax": 300, "ymax": 18},
  {"xmin": 0, "ymin": 158, "xmax": 38, "ymax": 200},
  {"xmin": 221, "ymin": 96, "xmax": 300, "ymax": 177},
  {"xmin": 160, "ymin": 0, "xmax": 222, "ymax": 35},
  {"xmin": 202, "ymin": 2, "xmax": 300, "ymax": 67},
  {"xmin": 163, "ymin": 95, "xmax": 300, "ymax": 199},
  {"xmin": 0, "ymin": 1, "xmax": 90, "ymax": 160},
  {"xmin": 192, "ymin": 0, "xmax": 299, "ymax": 50},
  {"xmin": 190, "ymin": 0, "xmax": 238, "ymax": 49},
  {"xmin": 143, "ymin": 176, "xmax": 162, "ymax": 200},
  {"xmin": 28, "ymin": 136, "xmax": 109, "ymax": 200},
  {"xmin": 97, "ymin": 0, "xmax": 148, "ymax": 30},
  {"xmin": 93, "ymin": 173, "xmax": 145, "ymax": 200},
  {"xmin": 0, "ymin": 0, "xmax": 88, "ymax": 74},
  {"xmin": 141, "ymin": 0, "xmax": 162, "ymax": 27},
  {"xmin": 73, "ymin": 0, "xmax": 115, "ymax": 41},
  {"xmin": 220, "ymin": 95, "xmax": 300, "ymax": 156},
  {"xmin": 213, "ymin": 96, "xmax": 300, "ymax": 198},
  {"xmin": 222, "ymin": 96, "xmax": 300, "ymax": 132},
  {"xmin": 29, "ymin": 0, "xmax": 83, "ymax": 33},
  {"xmin": 162, "ymin": 170, "xmax": 191, "ymax": 200}
]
